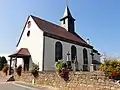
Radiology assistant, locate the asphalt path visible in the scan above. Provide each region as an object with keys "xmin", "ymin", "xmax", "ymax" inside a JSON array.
[{"xmin": 0, "ymin": 82, "xmax": 56, "ymax": 90}]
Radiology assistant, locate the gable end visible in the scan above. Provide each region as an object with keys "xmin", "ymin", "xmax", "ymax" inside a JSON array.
[{"xmin": 16, "ymin": 16, "xmax": 30, "ymax": 47}]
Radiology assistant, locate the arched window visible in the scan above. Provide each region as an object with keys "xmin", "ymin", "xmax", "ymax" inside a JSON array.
[
  {"xmin": 71, "ymin": 45, "xmax": 77, "ymax": 63},
  {"xmin": 55, "ymin": 42, "xmax": 62, "ymax": 62},
  {"xmin": 83, "ymin": 48, "xmax": 88, "ymax": 64},
  {"xmin": 27, "ymin": 31, "xmax": 30, "ymax": 37},
  {"xmin": 27, "ymin": 21, "xmax": 31, "ymax": 28},
  {"xmin": 63, "ymin": 20, "xmax": 65, "ymax": 24}
]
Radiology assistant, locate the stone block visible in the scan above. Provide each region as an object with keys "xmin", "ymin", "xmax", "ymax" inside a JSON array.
[{"xmin": 13, "ymin": 72, "xmax": 120, "ymax": 90}]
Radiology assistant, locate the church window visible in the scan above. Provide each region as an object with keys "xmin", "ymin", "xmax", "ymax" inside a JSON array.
[
  {"xmin": 28, "ymin": 21, "xmax": 31, "ymax": 28},
  {"xmin": 27, "ymin": 30, "xmax": 30, "ymax": 37},
  {"xmin": 63, "ymin": 20, "xmax": 65, "ymax": 24},
  {"xmin": 55, "ymin": 42, "xmax": 62, "ymax": 62},
  {"xmin": 71, "ymin": 45, "xmax": 77, "ymax": 63},
  {"xmin": 83, "ymin": 48, "xmax": 88, "ymax": 64}
]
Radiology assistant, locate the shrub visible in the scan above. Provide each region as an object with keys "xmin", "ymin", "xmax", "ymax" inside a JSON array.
[
  {"xmin": 55, "ymin": 61, "xmax": 69, "ymax": 81},
  {"xmin": 99, "ymin": 59, "xmax": 120, "ymax": 80},
  {"xmin": 55, "ymin": 61, "xmax": 63, "ymax": 72},
  {"xmin": 16, "ymin": 65, "xmax": 22, "ymax": 76},
  {"xmin": 0, "ymin": 56, "xmax": 7, "ymax": 71},
  {"xmin": 2, "ymin": 64, "xmax": 9, "ymax": 76},
  {"xmin": 31, "ymin": 63, "xmax": 39, "ymax": 78}
]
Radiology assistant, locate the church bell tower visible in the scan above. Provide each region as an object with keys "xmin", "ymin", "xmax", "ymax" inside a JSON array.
[{"xmin": 60, "ymin": 6, "xmax": 75, "ymax": 33}]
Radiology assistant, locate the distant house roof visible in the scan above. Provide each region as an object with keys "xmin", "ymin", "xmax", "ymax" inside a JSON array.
[
  {"xmin": 92, "ymin": 60, "xmax": 101, "ymax": 64},
  {"xmin": 93, "ymin": 49, "xmax": 100, "ymax": 55}
]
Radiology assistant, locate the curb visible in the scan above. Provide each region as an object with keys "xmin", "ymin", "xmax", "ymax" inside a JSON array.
[{"xmin": 14, "ymin": 81, "xmax": 59, "ymax": 90}]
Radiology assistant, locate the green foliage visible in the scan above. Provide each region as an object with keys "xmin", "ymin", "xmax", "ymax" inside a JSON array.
[
  {"xmin": 0, "ymin": 56, "xmax": 7, "ymax": 70},
  {"xmin": 55, "ymin": 61, "xmax": 63, "ymax": 71},
  {"xmin": 31, "ymin": 63, "xmax": 39, "ymax": 71},
  {"xmin": 99, "ymin": 59, "xmax": 120, "ymax": 80},
  {"xmin": 55, "ymin": 61, "xmax": 69, "ymax": 81}
]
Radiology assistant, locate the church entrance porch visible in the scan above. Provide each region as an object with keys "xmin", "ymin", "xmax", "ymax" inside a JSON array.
[{"xmin": 8, "ymin": 48, "xmax": 31, "ymax": 75}]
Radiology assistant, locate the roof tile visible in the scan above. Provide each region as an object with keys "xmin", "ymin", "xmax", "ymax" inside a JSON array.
[{"xmin": 31, "ymin": 15, "xmax": 92, "ymax": 48}]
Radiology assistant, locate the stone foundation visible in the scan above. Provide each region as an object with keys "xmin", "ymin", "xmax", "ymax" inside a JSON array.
[{"xmin": 14, "ymin": 71, "xmax": 120, "ymax": 90}]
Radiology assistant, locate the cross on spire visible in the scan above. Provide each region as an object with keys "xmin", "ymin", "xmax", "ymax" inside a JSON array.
[
  {"xmin": 60, "ymin": 0, "xmax": 75, "ymax": 33},
  {"xmin": 66, "ymin": 0, "xmax": 69, "ymax": 7}
]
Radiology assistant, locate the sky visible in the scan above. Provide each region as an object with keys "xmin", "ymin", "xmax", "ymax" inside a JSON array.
[{"xmin": 0, "ymin": 0, "xmax": 120, "ymax": 57}]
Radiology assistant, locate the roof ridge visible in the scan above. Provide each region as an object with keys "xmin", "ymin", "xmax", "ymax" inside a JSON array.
[
  {"xmin": 31, "ymin": 15, "xmax": 66, "ymax": 30},
  {"xmin": 31, "ymin": 15, "xmax": 93, "ymax": 48},
  {"xmin": 31, "ymin": 15, "xmax": 87, "ymax": 43}
]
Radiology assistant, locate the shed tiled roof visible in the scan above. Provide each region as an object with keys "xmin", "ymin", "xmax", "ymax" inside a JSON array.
[{"xmin": 8, "ymin": 48, "xmax": 30, "ymax": 57}]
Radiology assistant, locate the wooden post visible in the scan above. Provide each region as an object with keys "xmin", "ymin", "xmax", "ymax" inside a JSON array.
[
  {"xmin": 15, "ymin": 57, "xmax": 17, "ymax": 68},
  {"xmin": 9, "ymin": 57, "xmax": 12, "ymax": 75}
]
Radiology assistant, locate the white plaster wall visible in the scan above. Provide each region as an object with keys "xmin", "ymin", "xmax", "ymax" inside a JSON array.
[
  {"xmin": 61, "ymin": 18, "xmax": 68, "ymax": 31},
  {"xmin": 44, "ymin": 36, "xmax": 93, "ymax": 71},
  {"xmin": 16, "ymin": 58, "xmax": 23, "ymax": 67},
  {"xmin": 17, "ymin": 16, "xmax": 44, "ymax": 71},
  {"xmin": 16, "ymin": 57, "xmax": 32, "ymax": 70},
  {"xmin": 93, "ymin": 53, "xmax": 97, "ymax": 60},
  {"xmin": 97, "ymin": 55, "xmax": 100, "ymax": 62},
  {"xmin": 43, "ymin": 36, "xmax": 55, "ymax": 71},
  {"xmin": 86, "ymin": 48, "xmax": 92, "ymax": 71}
]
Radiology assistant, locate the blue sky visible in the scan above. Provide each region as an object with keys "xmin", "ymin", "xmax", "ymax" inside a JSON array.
[{"xmin": 0, "ymin": 0, "xmax": 120, "ymax": 57}]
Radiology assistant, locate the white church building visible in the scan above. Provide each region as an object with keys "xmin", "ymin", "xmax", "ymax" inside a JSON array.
[{"xmin": 8, "ymin": 6, "xmax": 101, "ymax": 72}]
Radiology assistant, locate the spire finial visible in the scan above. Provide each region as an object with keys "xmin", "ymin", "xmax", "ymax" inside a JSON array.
[{"xmin": 66, "ymin": 0, "xmax": 69, "ymax": 7}]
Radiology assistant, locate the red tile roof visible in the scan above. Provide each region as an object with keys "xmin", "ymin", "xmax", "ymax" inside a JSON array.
[
  {"xmin": 8, "ymin": 48, "xmax": 30, "ymax": 57},
  {"xmin": 31, "ymin": 15, "xmax": 93, "ymax": 48}
]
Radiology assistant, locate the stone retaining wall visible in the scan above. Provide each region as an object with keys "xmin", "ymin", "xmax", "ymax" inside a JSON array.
[{"xmin": 15, "ymin": 71, "xmax": 120, "ymax": 90}]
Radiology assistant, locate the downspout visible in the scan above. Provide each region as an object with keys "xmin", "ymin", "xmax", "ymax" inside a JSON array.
[{"xmin": 42, "ymin": 35, "xmax": 45, "ymax": 71}]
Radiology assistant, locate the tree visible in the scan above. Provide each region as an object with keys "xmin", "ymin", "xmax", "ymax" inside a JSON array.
[
  {"xmin": 0, "ymin": 56, "xmax": 2, "ymax": 70},
  {"xmin": 0, "ymin": 56, "xmax": 7, "ymax": 70}
]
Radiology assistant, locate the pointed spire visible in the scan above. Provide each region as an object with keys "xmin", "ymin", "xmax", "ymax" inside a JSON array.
[
  {"xmin": 60, "ymin": 5, "xmax": 75, "ymax": 33},
  {"xmin": 63, "ymin": 6, "xmax": 72, "ymax": 18},
  {"xmin": 60, "ymin": 6, "xmax": 75, "ymax": 21}
]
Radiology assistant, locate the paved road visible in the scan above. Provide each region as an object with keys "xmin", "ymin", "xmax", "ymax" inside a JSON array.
[{"xmin": 0, "ymin": 82, "xmax": 56, "ymax": 90}]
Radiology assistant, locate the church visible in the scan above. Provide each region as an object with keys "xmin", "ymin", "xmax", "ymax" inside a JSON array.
[{"xmin": 8, "ymin": 6, "xmax": 101, "ymax": 72}]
